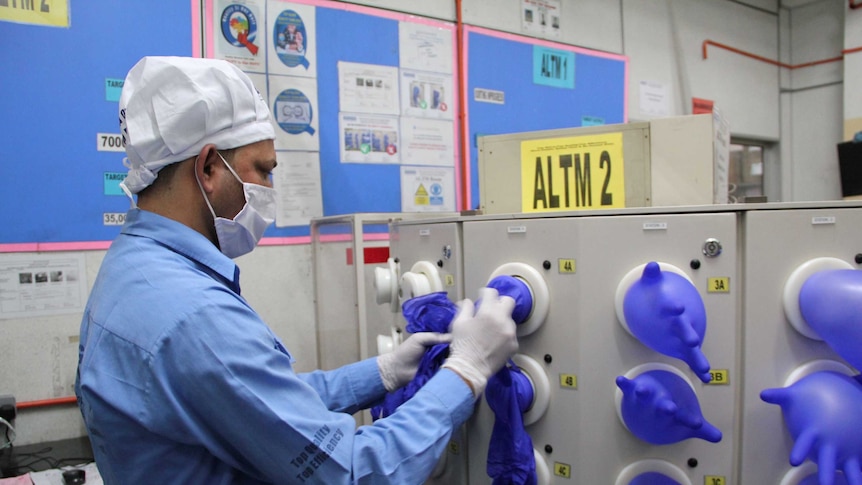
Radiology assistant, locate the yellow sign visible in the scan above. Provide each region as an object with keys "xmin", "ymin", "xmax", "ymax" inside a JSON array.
[
  {"xmin": 445, "ymin": 274, "xmax": 455, "ymax": 286},
  {"xmin": 554, "ymin": 462, "xmax": 572, "ymax": 479},
  {"xmin": 708, "ymin": 369, "xmax": 730, "ymax": 385},
  {"xmin": 705, "ymin": 476, "xmax": 726, "ymax": 485},
  {"xmin": 1, "ymin": 0, "xmax": 69, "ymax": 27},
  {"xmin": 559, "ymin": 374, "xmax": 578, "ymax": 389},
  {"xmin": 558, "ymin": 259, "xmax": 576, "ymax": 273},
  {"xmin": 521, "ymin": 132, "xmax": 625, "ymax": 212},
  {"xmin": 707, "ymin": 277, "xmax": 730, "ymax": 293},
  {"xmin": 414, "ymin": 184, "xmax": 429, "ymax": 205}
]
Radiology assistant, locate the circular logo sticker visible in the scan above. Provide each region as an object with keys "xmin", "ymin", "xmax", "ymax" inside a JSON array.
[
  {"xmin": 221, "ymin": 5, "xmax": 259, "ymax": 55},
  {"xmin": 273, "ymin": 9, "xmax": 309, "ymax": 68},
  {"xmin": 274, "ymin": 89, "xmax": 315, "ymax": 135}
]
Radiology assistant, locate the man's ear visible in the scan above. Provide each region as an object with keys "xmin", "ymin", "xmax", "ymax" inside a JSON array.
[{"xmin": 195, "ymin": 144, "xmax": 221, "ymax": 193}]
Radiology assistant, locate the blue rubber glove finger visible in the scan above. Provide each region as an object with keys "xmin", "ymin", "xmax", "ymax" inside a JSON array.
[
  {"xmin": 845, "ymin": 457, "xmax": 862, "ymax": 485},
  {"xmin": 819, "ymin": 444, "xmax": 838, "ymax": 485},
  {"xmin": 790, "ymin": 428, "xmax": 818, "ymax": 466}
]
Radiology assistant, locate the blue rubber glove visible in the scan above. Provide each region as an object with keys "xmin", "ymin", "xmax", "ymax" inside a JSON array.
[
  {"xmin": 762, "ymin": 371, "xmax": 862, "ymax": 485},
  {"xmin": 623, "ymin": 262, "xmax": 711, "ymax": 383},
  {"xmin": 486, "ymin": 362, "xmax": 537, "ymax": 485},
  {"xmin": 372, "ymin": 292, "xmax": 457, "ymax": 420},
  {"xmin": 487, "ymin": 275, "xmax": 534, "ymax": 325},
  {"xmin": 799, "ymin": 269, "xmax": 862, "ymax": 371},
  {"xmin": 616, "ymin": 370, "xmax": 721, "ymax": 444},
  {"xmin": 630, "ymin": 473, "xmax": 683, "ymax": 485}
]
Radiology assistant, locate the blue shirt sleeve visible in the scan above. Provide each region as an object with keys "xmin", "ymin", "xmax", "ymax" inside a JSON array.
[
  {"xmin": 148, "ymin": 291, "xmax": 475, "ymax": 484},
  {"xmin": 297, "ymin": 359, "xmax": 386, "ymax": 415}
]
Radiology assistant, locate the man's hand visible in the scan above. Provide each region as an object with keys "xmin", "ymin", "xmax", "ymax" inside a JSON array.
[{"xmin": 378, "ymin": 332, "xmax": 452, "ymax": 392}]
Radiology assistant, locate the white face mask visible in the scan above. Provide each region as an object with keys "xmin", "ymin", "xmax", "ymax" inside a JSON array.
[{"xmin": 195, "ymin": 152, "xmax": 277, "ymax": 258}]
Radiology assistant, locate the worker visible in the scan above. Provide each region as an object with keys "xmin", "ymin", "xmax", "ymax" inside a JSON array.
[{"xmin": 74, "ymin": 56, "xmax": 518, "ymax": 484}]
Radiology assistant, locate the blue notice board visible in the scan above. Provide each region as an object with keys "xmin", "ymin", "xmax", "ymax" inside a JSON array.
[
  {"xmin": 0, "ymin": 1, "xmax": 193, "ymax": 244},
  {"xmin": 464, "ymin": 26, "xmax": 628, "ymax": 209}
]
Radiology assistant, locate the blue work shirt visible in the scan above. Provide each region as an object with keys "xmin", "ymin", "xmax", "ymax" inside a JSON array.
[{"xmin": 75, "ymin": 209, "xmax": 475, "ymax": 484}]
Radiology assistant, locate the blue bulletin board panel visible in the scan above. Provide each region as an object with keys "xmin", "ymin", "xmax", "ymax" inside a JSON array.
[
  {"xmin": 204, "ymin": 0, "xmax": 458, "ymax": 241},
  {"xmin": 463, "ymin": 26, "xmax": 628, "ymax": 210},
  {"xmin": 0, "ymin": 1, "xmax": 195, "ymax": 246}
]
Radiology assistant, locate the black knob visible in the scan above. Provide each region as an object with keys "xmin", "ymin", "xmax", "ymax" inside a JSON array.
[
  {"xmin": 687, "ymin": 458, "xmax": 698, "ymax": 468},
  {"xmin": 542, "ymin": 260, "xmax": 551, "ymax": 270},
  {"xmin": 544, "ymin": 444, "xmax": 553, "ymax": 453},
  {"xmin": 855, "ymin": 253, "xmax": 862, "ymax": 265},
  {"xmin": 690, "ymin": 259, "xmax": 701, "ymax": 270},
  {"xmin": 544, "ymin": 354, "xmax": 553, "ymax": 363},
  {"xmin": 437, "ymin": 260, "xmax": 444, "ymax": 268}
]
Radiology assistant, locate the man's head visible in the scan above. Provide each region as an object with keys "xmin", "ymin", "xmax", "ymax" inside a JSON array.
[
  {"xmin": 119, "ymin": 56, "xmax": 275, "ymax": 195},
  {"xmin": 117, "ymin": 57, "xmax": 278, "ymax": 255}
]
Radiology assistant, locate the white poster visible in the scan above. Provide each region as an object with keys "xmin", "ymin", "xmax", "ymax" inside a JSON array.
[
  {"xmin": 400, "ymin": 118, "xmax": 455, "ymax": 167},
  {"xmin": 339, "ymin": 113, "xmax": 400, "ymax": 164},
  {"xmin": 400, "ymin": 166, "xmax": 456, "ymax": 212},
  {"xmin": 338, "ymin": 62, "xmax": 400, "ymax": 115},
  {"xmin": 0, "ymin": 253, "xmax": 87, "ymax": 319},
  {"xmin": 398, "ymin": 22, "xmax": 454, "ymax": 74},
  {"xmin": 639, "ymin": 80, "xmax": 670, "ymax": 117},
  {"xmin": 273, "ymin": 151, "xmax": 323, "ymax": 227},
  {"xmin": 267, "ymin": 1, "xmax": 317, "ymax": 78},
  {"xmin": 400, "ymin": 69, "xmax": 454, "ymax": 120},
  {"xmin": 214, "ymin": 0, "xmax": 266, "ymax": 73},
  {"xmin": 521, "ymin": 0, "xmax": 561, "ymax": 38},
  {"xmin": 269, "ymin": 75, "xmax": 320, "ymax": 152}
]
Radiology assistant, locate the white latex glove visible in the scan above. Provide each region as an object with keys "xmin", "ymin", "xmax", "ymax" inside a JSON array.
[
  {"xmin": 378, "ymin": 332, "xmax": 453, "ymax": 392},
  {"xmin": 442, "ymin": 287, "xmax": 518, "ymax": 397}
]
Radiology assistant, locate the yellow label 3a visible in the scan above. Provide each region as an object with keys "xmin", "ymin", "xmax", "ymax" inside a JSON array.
[{"xmin": 707, "ymin": 277, "xmax": 730, "ymax": 293}]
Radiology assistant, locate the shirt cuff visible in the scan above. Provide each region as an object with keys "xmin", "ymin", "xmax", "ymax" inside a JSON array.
[
  {"xmin": 348, "ymin": 357, "xmax": 388, "ymax": 405},
  {"xmin": 420, "ymin": 368, "xmax": 477, "ymax": 427}
]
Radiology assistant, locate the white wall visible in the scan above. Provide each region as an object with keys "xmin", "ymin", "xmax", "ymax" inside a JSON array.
[
  {"xmin": 2, "ymin": 0, "xmax": 853, "ymax": 446},
  {"xmin": 781, "ymin": 0, "xmax": 846, "ymax": 200},
  {"xmin": 0, "ymin": 245, "xmax": 316, "ymax": 446}
]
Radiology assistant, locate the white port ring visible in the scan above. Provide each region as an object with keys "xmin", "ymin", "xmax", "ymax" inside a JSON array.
[
  {"xmin": 614, "ymin": 459, "xmax": 692, "ymax": 485},
  {"xmin": 782, "ymin": 257, "xmax": 852, "ymax": 340},
  {"xmin": 512, "ymin": 353, "xmax": 551, "ymax": 426}
]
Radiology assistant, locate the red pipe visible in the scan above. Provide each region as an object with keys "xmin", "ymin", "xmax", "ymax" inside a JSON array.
[
  {"xmin": 851, "ymin": 0, "xmax": 862, "ymax": 10},
  {"xmin": 702, "ymin": 39, "xmax": 845, "ymax": 69},
  {"xmin": 17, "ymin": 396, "xmax": 78, "ymax": 410},
  {"xmin": 455, "ymin": 0, "xmax": 469, "ymax": 211},
  {"xmin": 844, "ymin": 46, "xmax": 862, "ymax": 56}
]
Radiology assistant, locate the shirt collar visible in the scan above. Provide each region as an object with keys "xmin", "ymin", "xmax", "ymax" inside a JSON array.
[{"xmin": 121, "ymin": 208, "xmax": 241, "ymax": 292}]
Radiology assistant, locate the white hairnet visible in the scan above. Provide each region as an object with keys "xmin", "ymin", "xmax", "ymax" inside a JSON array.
[{"xmin": 119, "ymin": 56, "xmax": 275, "ymax": 194}]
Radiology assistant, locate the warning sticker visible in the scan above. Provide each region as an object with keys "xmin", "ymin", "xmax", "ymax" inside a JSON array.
[{"xmin": 414, "ymin": 184, "xmax": 429, "ymax": 205}]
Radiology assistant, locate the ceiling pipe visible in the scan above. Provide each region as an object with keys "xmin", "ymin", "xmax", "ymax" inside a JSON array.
[{"xmin": 702, "ymin": 40, "xmax": 851, "ymax": 69}]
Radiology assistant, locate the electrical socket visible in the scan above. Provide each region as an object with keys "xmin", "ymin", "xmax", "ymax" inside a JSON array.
[{"xmin": 0, "ymin": 394, "xmax": 16, "ymax": 422}]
